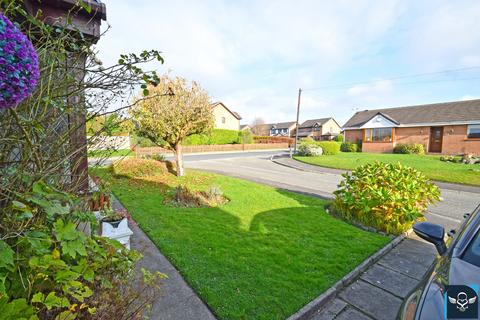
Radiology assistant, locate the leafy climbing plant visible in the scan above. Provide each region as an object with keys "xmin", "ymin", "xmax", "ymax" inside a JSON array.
[
  {"xmin": 0, "ymin": 1, "xmax": 165, "ymax": 319},
  {"xmin": 0, "ymin": 181, "xmax": 163, "ymax": 319}
]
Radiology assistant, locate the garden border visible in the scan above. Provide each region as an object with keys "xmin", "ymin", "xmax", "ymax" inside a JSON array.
[{"xmin": 286, "ymin": 229, "xmax": 413, "ymax": 320}]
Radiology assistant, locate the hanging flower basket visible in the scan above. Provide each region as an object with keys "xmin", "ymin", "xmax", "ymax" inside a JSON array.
[{"xmin": 0, "ymin": 12, "xmax": 40, "ymax": 109}]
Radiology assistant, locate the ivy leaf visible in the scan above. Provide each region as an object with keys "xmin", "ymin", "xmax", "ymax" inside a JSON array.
[
  {"xmin": 44, "ymin": 292, "xmax": 70, "ymax": 310},
  {"xmin": 25, "ymin": 231, "xmax": 52, "ymax": 255},
  {"xmin": 0, "ymin": 240, "xmax": 15, "ymax": 271},
  {"xmin": 55, "ymin": 270, "xmax": 81, "ymax": 282},
  {"xmin": 0, "ymin": 296, "xmax": 37, "ymax": 319},
  {"xmin": 54, "ymin": 311, "xmax": 76, "ymax": 320}
]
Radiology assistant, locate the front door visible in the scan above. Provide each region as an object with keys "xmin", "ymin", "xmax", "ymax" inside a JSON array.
[{"xmin": 429, "ymin": 127, "xmax": 443, "ymax": 153}]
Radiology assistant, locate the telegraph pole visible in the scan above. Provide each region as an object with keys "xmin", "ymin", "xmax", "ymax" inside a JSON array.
[{"xmin": 293, "ymin": 88, "xmax": 302, "ymax": 155}]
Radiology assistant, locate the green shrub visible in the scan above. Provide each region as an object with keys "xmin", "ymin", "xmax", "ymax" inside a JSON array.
[
  {"xmin": 184, "ymin": 129, "xmax": 241, "ymax": 145},
  {"xmin": 316, "ymin": 141, "xmax": 340, "ymax": 155},
  {"xmin": 113, "ymin": 158, "xmax": 173, "ymax": 177},
  {"xmin": 334, "ymin": 134, "xmax": 344, "ymax": 142},
  {"xmin": 132, "ymin": 135, "xmax": 156, "ymax": 148},
  {"xmin": 297, "ymin": 143, "xmax": 323, "ymax": 156},
  {"xmin": 340, "ymin": 142, "xmax": 358, "ymax": 152},
  {"xmin": 333, "ymin": 161, "xmax": 441, "ymax": 234},
  {"xmin": 393, "ymin": 143, "xmax": 425, "ymax": 155},
  {"xmin": 238, "ymin": 130, "xmax": 253, "ymax": 144}
]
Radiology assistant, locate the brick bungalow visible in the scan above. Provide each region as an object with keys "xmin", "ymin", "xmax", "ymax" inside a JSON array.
[{"xmin": 343, "ymin": 99, "xmax": 480, "ymax": 155}]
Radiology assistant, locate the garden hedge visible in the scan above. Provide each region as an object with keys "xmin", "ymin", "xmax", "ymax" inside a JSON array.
[
  {"xmin": 184, "ymin": 129, "xmax": 246, "ymax": 145},
  {"xmin": 393, "ymin": 143, "xmax": 425, "ymax": 155},
  {"xmin": 316, "ymin": 141, "xmax": 341, "ymax": 155},
  {"xmin": 340, "ymin": 142, "xmax": 358, "ymax": 152}
]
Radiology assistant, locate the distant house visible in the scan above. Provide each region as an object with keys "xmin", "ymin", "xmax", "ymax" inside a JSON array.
[
  {"xmin": 342, "ymin": 99, "xmax": 480, "ymax": 155},
  {"xmin": 269, "ymin": 122, "xmax": 296, "ymax": 137},
  {"xmin": 212, "ymin": 102, "xmax": 241, "ymax": 131},
  {"xmin": 297, "ymin": 118, "xmax": 341, "ymax": 140},
  {"xmin": 240, "ymin": 124, "xmax": 251, "ymax": 131}
]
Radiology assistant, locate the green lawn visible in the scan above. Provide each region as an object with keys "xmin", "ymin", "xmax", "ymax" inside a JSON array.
[
  {"xmin": 92, "ymin": 167, "xmax": 389, "ymax": 320},
  {"xmin": 295, "ymin": 153, "xmax": 480, "ymax": 186},
  {"xmin": 87, "ymin": 149, "xmax": 133, "ymax": 158}
]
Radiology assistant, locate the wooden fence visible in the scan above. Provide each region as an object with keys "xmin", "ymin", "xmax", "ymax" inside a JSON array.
[{"xmin": 134, "ymin": 143, "xmax": 289, "ymax": 157}]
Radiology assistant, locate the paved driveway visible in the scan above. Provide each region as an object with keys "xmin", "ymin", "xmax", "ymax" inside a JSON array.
[{"xmin": 185, "ymin": 152, "xmax": 480, "ymax": 232}]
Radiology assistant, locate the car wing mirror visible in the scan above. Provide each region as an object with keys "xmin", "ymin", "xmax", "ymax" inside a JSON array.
[{"xmin": 413, "ymin": 222, "xmax": 447, "ymax": 255}]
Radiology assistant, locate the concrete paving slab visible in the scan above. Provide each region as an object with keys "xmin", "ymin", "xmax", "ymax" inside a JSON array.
[
  {"xmin": 377, "ymin": 249, "xmax": 432, "ymax": 281},
  {"xmin": 339, "ymin": 280, "xmax": 402, "ymax": 320},
  {"xmin": 360, "ymin": 264, "xmax": 419, "ymax": 298},
  {"xmin": 310, "ymin": 299, "xmax": 347, "ymax": 320},
  {"xmin": 334, "ymin": 306, "xmax": 374, "ymax": 320}
]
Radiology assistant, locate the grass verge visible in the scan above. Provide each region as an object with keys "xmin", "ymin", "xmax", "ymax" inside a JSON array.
[
  {"xmin": 91, "ymin": 167, "xmax": 389, "ymax": 320},
  {"xmin": 295, "ymin": 153, "xmax": 480, "ymax": 186}
]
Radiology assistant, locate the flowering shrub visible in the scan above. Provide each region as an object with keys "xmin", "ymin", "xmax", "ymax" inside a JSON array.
[
  {"xmin": 0, "ymin": 12, "xmax": 39, "ymax": 109},
  {"xmin": 333, "ymin": 161, "xmax": 441, "ymax": 234},
  {"xmin": 297, "ymin": 143, "xmax": 323, "ymax": 156}
]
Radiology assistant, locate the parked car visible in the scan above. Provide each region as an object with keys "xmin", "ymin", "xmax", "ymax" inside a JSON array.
[{"xmin": 397, "ymin": 203, "xmax": 480, "ymax": 320}]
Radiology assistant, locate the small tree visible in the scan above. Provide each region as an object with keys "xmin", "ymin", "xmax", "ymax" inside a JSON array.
[{"xmin": 131, "ymin": 76, "xmax": 214, "ymax": 176}]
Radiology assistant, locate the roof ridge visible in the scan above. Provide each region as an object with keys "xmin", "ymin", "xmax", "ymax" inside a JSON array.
[{"xmin": 357, "ymin": 98, "xmax": 480, "ymax": 113}]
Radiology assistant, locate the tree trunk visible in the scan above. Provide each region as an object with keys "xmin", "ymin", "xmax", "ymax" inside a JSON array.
[{"xmin": 173, "ymin": 144, "xmax": 184, "ymax": 177}]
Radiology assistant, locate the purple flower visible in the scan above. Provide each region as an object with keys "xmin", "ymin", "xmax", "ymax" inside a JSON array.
[{"xmin": 0, "ymin": 12, "xmax": 40, "ymax": 109}]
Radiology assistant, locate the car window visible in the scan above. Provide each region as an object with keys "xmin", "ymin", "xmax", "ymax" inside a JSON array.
[{"xmin": 462, "ymin": 230, "xmax": 480, "ymax": 267}]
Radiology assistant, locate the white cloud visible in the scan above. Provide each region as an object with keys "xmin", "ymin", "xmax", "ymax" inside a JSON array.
[
  {"xmin": 96, "ymin": 0, "xmax": 480, "ymax": 125},
  {"xmin": 347, "ymin": 80, "xmax": 393, "ymax": 96},
  {"xmin": 460, "ymin": 95, "xmax": 478, "ymax": 101},
  {"xmin": 405, "ymin": 1, "xmax": 480, "ymax": 69}
]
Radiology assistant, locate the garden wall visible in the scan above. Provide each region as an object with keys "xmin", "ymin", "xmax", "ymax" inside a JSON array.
[{"xmin": 135, "ymin": 143, "xmax": 289, "ymax": 157}]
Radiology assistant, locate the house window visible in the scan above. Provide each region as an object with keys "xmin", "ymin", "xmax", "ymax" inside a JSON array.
[
  {"xmin": 467, "ymin": 124, "xmax": 480, "ymax": 139},
  {"xmin": 364, "ymin": 128, "xmax": 393, "ymax": 142},
  {"xmin": 221, "ymin": 116, "xmax": 226, "ymax": 124}
]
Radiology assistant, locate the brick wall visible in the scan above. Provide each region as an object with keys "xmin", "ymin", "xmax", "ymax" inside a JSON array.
[
  {"xmin": 362, "ymin": 142, "xmax": 394, "ymax": 153},
  {"xmin": 395, "ymin": 127, "xmax": 430, "ymax": 150},
  {"xmin": 344, "ymin": 129, "xmax": 363, "ymax": 143},
  {"xmin": 442, "ymin": 125, "xmax": 480, "ymax": 155},
  {"xmin": 135, "ymin": 143, "xmax": 289, "ymax": 157}
]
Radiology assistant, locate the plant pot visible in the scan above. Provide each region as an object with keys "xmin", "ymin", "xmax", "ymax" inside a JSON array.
[{"xmin": 101, "ymin": 217, "xmax": 133, "ymax": 250}]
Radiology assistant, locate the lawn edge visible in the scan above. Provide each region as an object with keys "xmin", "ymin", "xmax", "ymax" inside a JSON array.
[{"xmin": 286, "ymin": 229, "xmax": 413, "ymax": 320}]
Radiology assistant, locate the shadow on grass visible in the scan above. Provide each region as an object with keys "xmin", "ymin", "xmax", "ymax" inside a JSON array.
[{"xmin": 90, "ymin": 167, "xmax": 389, "ymax": 320}]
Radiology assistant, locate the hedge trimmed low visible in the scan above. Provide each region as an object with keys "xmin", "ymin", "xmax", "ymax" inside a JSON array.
[
  {"xmin": 184, "ymin": 129, "xmax": 244, "ymax": 145},
  {"xmin": 316, "ymin": 141, "xmax": 340, "ymax": 155},
  {"xmin": 393, "ymin": 143, "xmax": 425, "ymax": 155},
  {"xmin": 340, "ymin": 142, "xmax": 358, "ymax": 152}
]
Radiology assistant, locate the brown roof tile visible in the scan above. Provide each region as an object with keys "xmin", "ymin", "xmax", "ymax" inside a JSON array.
[
  {"xmin": 299, "ymin": 118, "xmax": 333, "ymax": 128},
  {"xmin": 343, "ymin": 99, "xmax": 480, "ymax": 128}
]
